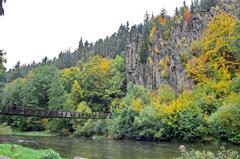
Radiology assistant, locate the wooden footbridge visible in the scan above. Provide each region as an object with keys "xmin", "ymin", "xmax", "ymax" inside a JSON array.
[{"xmin": 0, "ymin": 105, "xmax": 110, "ymax": 119}]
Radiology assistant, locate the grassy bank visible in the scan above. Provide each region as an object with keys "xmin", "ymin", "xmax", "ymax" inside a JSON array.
[
  {"xmin": 0, "ymin": 126, "xmax": 53, "ymax": 137},
  {"xmin": 0, "ymin": 144, "xmax": 62, "ymax": 159}
]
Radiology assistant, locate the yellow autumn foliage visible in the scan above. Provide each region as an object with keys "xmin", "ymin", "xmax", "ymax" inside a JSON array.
[
  {"xmin": 150, "ymin": 25, "xmax": 157, "ymax": 42},
  {"xmin": 131, "ymin": 98, "xmax": 143, "ymax": 112},
  {"xmin": 224, "ymin": 92, "xmax": 240, "ymax": 106},
  {"xmin": 159, "ymin": 55, "xmax": 170, "ymax": 77},
  {"xmin": 186, "ymin": 55, "xmax": 209, "ymax": 82},
  {"xmin": 159, "ymin": 91, "xmax": 193, "ymax": 117},
  {"xmin": 99, "ymin": 58, "xmax": 111, "ymax": 73},
  {"xmin": 62, "ymin": 67, "xmax": 80, "ymax": 76},
  {"xmin": 202, "ymin": 12, "xmax": 237, "ymax": 59},
  {"xmin": 212, "ymin": 80, "xmax": 231, "ymax": 97},
  {"xmin": 187, "ymin": 12, "xmax": 237, "ymax": 83},
  {"xmin": 148, "ymin": 56, "xmax": 153, "ymax": 65}
]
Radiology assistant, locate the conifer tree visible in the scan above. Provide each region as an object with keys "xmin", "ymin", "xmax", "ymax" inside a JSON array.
[{"xmin": 0, "ymin": 0, "xmax": 6, "ymax": 16}]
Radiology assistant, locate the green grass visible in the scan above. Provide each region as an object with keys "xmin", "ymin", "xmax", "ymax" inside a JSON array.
[
  {"xmin": 0, "ymin": 144, "xmax": 62, "ymax": 159},
  {"xmin": 0, "ymin": 125, "xmax": 54, "ymax": 137},
  {"xmin": 11, "ymin": 131, "xmax": 53, "ymax": 137},
  {"xmin": 0, "ymin": 126, "xmax": 12, "ymax": 135}
]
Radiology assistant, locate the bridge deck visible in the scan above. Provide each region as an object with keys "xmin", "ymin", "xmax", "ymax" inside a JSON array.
[{"xmin": 0, "ymin": 106, "xmax": 110, "ymax": 119}]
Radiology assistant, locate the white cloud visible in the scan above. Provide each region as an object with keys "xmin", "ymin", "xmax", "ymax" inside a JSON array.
[{"xmin": 0, "ymin": 0, "xmax": 191, "ymax": 69}]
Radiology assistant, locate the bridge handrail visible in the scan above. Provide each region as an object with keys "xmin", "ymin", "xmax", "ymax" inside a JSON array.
[{"xmin": 0, "ymin": 105, "xmax": 111, "ymax": 119}]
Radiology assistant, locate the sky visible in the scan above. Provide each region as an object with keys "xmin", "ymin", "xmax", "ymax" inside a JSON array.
[{"xmin": 0, "ymin": 0, "xmax": 191, "ymax": 69}]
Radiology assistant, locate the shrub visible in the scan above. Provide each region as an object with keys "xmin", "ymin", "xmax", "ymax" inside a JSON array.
[
  {"xmin": 11, "ymin": 117, "xmax": 45, "ymax": 132},
  {"xmin": 208, "ymin": 93, "xmax": 240, "ymax": 144},
  {"xmin": 173, "ymin": 109, "xmax": 206, "ymax": 142},
  {"xmin": 42, "ymin": 149, "xmax": 62, "ymax": 159},
  {"xmin": 75, "ymin": 119, "xmax": 96, "ymax": 137},
  {"xmin": 120, "ymin": 84, "xmax": 150, "ymax": 113},
  {"xmin": 229, "ymin": 75, "xmax": 240, "ymax": 93},
  {"xmin": 157, "ymin": 84, "xmax": 175, "ymax": 103},
  {"xmin": 110, "ymin": 107, "xmax": 137, "ymax": 139},
  {"xmin": 133, "ymin": 106, "xmax": 161, "ymax": 141},
  {"xmin": 94, "ymin": 120, "xmax": 107, "ymax": 136},
  {"xmin": 47, "ymin": 119, "xmax": 72, "ymax": 136},
  {"xmin": 176, "ymin": 147, "xmax": 240, "ymax": 159}
]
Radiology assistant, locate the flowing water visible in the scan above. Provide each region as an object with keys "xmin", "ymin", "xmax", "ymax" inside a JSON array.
[{"xmin": 0, "ymin": 135, "xmax": 239, "ymax": 159}]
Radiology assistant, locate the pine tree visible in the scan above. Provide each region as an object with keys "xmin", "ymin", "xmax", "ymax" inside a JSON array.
[
  {"xmin": 78, "ymin": 37, "xmax": 84, "ymax": 49},
  {"xmin": 175, "ymin": 7, "xmax": 179, "ymax": 16},
  {"xmin": 160, "ymin": 8, "xmax": 167, "ymax": 18},
  {"xmin": 0, "ymin": 0, "xmax": 6, "ymax": 16},
  {"xmin": 14, "ymin": 61, "xmax": 21, "ymax": 79},
  {"xmin": 0, "ymin": 50, "xmax": 6, "ymax": 70},
  {"xmin": 139, "ymin": 12, "xmax": 151, "ymax": 64}
]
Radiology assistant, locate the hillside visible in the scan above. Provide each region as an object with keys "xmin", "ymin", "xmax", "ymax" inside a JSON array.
[{"xmin": 0, "ymin": 0, "xmax": 240, "ymax": 144}]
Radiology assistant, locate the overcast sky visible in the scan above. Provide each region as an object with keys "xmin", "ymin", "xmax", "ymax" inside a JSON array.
[{"xmin": 0, "ymin": 0, "xmax": 191, "ymax": 69}]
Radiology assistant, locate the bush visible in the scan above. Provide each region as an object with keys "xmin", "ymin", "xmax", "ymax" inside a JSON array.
[
  {"xmin": 74, "ymin": 119, "xmax": 108, "ymax": 137},
  {"xmin": 173, "ymin": 109, "xmax": 206, "ymax": 142},
  {"xmin": 176, "ymin": 147, "xmax": 240, "ymax": 159},
  {"xmin": 133, "ymin": 106, "xmax": 161, "ymax": 141},
  {"xmin": 110, "ymin": 107, "xmax": 137, "ymax": 139},
  {"xmin": 11, "ymin": 117, "xmax": 45, "ymax": 132},
  {"xmin": 42, "ymin": 149, "xmax": 62, "ymax": 159},
  {"xmin": 157, "ymin": 84, "xmax": 175, "ymax": 103},
  {"xmin": 47, "ymin": 119, "xmax": 73, "ymax": 136},
  {"xmin": 94, "ymin": 120, "xmax": 107, "ymax": 136},
  {"xmin": 229, "ymin": 75, "xmax": 240, "ymax": 93},
  {"xmin": 208, "ymin": 93, "xmax": 240, "ymax": 144}
]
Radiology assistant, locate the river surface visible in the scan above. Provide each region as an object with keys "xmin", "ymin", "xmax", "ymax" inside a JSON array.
[{"xmin": 0, "ymin": 135, "xmax": 239, "ymax": 159}]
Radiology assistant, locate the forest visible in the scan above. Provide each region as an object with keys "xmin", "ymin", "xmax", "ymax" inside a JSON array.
[{"xmin": 0, "ymin": 0, "xmax": 240, "ymax": 146}]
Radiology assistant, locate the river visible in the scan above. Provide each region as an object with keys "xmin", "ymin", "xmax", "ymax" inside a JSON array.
[{"xmin": 0, "ymin": 135, "xmax": 239, "ymax": 159}]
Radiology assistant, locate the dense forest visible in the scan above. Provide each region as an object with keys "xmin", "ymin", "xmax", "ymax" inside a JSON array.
[{"xmin": 0, "ymin": 0, "xmax": 240, "ymax": 145}]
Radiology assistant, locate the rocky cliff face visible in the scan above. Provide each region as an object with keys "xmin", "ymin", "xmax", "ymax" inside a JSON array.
[{"xmin": 126, "ymin": 0, "xmax": 239, "ymax": 93}]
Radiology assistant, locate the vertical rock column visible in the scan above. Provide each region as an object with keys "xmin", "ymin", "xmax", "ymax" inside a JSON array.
[{"xmin": 126, "ymin": 26, "xmax": 139, "ymax": 88}]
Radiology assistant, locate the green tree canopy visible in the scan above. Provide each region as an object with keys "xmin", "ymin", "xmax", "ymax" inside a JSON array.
[{"xmin": 22, "ymin": 65, "xmax": 59, "ymax": 108}]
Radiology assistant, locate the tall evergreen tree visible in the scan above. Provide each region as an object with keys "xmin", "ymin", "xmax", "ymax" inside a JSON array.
[
  {"xmin": 0, "ymin": 50, "xmax": 6, "ymax": 70},
  {"xmin": 139, "ymin": 13, "xmax": 150, "ymax": 64},
  {"xmin": 0, "ymin": 0, "xmax": 6, "ymax": 16}
]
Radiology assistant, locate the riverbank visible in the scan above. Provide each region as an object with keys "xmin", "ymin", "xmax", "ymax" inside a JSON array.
[
  {"xmin": 1, "ymin": 134, "xmax": 240, "ymax": 159},
  {"xmin": 0, "ymin": 126, "xmax": 53, "ymax": 137},
  {"xmin": 0, "ymin": 144, "xmax": 62, "ymax": 159}
]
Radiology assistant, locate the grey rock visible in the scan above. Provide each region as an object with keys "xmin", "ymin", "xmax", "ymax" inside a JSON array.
[{"xmin": 125, "ymin": 2, "xmax": 238, "ymax": 93}]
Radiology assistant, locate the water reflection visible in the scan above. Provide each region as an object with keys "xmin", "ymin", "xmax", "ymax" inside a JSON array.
[{"xmin": 0, "ymin": 135, "xmax": 239, "ymax": 159}]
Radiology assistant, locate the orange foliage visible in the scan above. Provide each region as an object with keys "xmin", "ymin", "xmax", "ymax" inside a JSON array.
[
  {"xmin": 186, "ymin": 55, "xmax": 209, "ymax": 82},
  {"xmin": 159, "ymin": 16, "xmax": 166, "ymax": 26},
  {"xmin": 184, "ymin": 8, "xmax": 191, "ymax": 24}
]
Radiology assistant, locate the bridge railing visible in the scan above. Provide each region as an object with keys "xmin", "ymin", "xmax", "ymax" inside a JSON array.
[{"xmin": 0, "ymin": 105, "xmax": 110, "ymax": 119}]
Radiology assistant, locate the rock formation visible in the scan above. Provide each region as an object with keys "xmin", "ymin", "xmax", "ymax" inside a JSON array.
[{"xmin": 126, "ymin": 0, "xmax": 238, "ymax": 93}]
